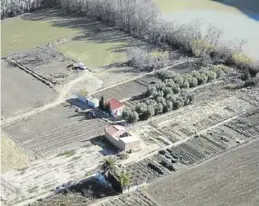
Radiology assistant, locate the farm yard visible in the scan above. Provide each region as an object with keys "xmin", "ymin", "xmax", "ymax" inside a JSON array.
[
  {"xmin": 2, "ymin": 104, "xmax": 108, "ymax": 157},
  {"xmin": 1, "ymin": 60, "xmax": 57, "ymax": 119}
]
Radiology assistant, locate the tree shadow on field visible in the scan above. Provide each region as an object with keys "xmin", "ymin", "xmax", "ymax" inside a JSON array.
[
  {"xmin": 212, "ymin": 0, "xmax": 259, "ymax": 21},
  {"xmin": 21, "ymin": 9, "xmax": 161, "ymax": 74}
]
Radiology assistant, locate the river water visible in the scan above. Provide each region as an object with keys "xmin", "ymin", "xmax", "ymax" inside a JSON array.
[{"xmin": 155, "ymin": 0, "xmax": 259, "ymax": 58}]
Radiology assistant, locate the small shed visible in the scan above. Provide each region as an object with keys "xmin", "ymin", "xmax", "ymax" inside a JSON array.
[{"xmin": 77, "ymin": 91, "xmax": 99, "ymax": 108}]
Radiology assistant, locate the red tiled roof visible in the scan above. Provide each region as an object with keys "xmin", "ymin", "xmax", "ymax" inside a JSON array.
[
  {"xmin": 105, "ymin": 125, "xmax": 126, "ymax": 137},
  {"xmin": 105, "ymin": 98, "xmax": 124, "ymax": 111}
]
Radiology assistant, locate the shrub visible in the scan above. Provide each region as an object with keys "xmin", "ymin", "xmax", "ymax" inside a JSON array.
[
  {"xmin": 180, "ymin": 79, "xmax": 190, "ymax": 89},
  {"xmin": 156, "ymin": 97, "xmax": 166, "ymax": 105},
  {"xmin": 172, "ymin": 84, "xmax": 181, "ymax": 94},
  {"xmin": 144, "ymin": 105, "xmax": 155, "ymax": 119},
  {"xmin": 206, "ymin": 71, "xmax": 217, "ymax": 81},
  {"xmin": 155, "ymin": 82, "xmax": 166, "ymax": 91},
  {"xmin": 157, "ymin": 70, "xmax": 175, "ymax": 80},
  {"xmin": 146, "ymin": 85, "xmax": 157, "ymax": 96},
  {"xmin": 188, "ymin": 93, "xmax": 195, "ymax": 104},
  {"xmin": 164, "ymin": 79, "xmax": 176, "ymax": 87},
  {"xmin": 173, "ymin": 74, "xmax": 183, "ymax": 85},
  {"xmin": 153, "ymin": 90, "xmax": 164, "ymax": 99},
  {"xmin": 165, "ymin": 93, "xmax": 175, "ymax": 101},
  {"xmin": 197, "ymin": 73, "xmax": 208, "ymax": 85},
  {"xmin": 188, "ymin": 76, "xmax": 198, "ymax": 87},
  {"xmin": 165, "ymin": 100, "xmax": 173, "ymax": 112},
  {"xmin": 135, "ymin": 102, "xmax": 147, "ymax": 114},
  {"xmin": 128, "ymin": 111, "xmax": 139, "ymax": 123},
  {"xmin": 155, "ymin": 103, "xmax": 163, "ymax": 115},
  {"xmin": 162, "ymin": 87, "xmax": 172, "ymax": 97}
]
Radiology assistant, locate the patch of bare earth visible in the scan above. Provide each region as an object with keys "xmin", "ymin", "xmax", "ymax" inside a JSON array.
[
  {"xmin": 1, "ymin": 136, "xmax": 34, "ymax": 173},
  {"xmin": 1, "ymin": 60, "xmax": 57, "ymax": 119},
  {"xmin": 147, "ymin": 138, "xmax": 259, "ymax": 206}
]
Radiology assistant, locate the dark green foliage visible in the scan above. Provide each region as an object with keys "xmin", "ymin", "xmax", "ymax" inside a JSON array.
[
  {"xmin": 163, "ymin": 87, "xmax": 172, "ymax": 97},
  {"xmin": 197, "ymin": 73, "xmax": 208, "ymax": 85},
  {"xmin": 122, "ymin": 108, "xmax": 139, "ymax": 122},
  {"xmin": 180, "ymin": 79, "xmax": 190, "ymax": 89},
  {"xmin": 173, "ymin": 75, "xmax": 183, "ymax": 85},
  {"xmin": 206, "ymin": 71, "xmax": 217, "ymax": 81},
  {"xmin": 99, "ymin": 96, "xmax": 105, "ymax": 110},
  {"xmin": 155, "ymin": 103, "xmax": 163, "ymax": 114},
  {"xmin": 157, "ymin": 70, "xmax": 175, "ymax": 80},
  {"xmin": 135, "ymin": 102, "xmax": 147, "ymax": 114},
  {"xmin": 146, "ymin": 105, "xmax": 155, "ymax": 117},
  {"xmin": 172, "ymin": 84, "xmax": 181, "ymax": 94},
  {"xmin": 146, "ymin": 85, "xmax": 156, "ymax": 96},
  {"xmin": 188, "ymin": 76, "xmax": 198, "ymax": 87}
]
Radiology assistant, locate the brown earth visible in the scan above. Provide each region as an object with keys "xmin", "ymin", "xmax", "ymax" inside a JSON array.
[{"xmin": 147, "ymin": 139, "xmax": 259, "ymax": 206}]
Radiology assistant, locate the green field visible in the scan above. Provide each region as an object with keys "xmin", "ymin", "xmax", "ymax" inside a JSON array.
[
  {"xmin": 57, "ymin": 40, "xmax": 127, "ymax": 69},
  {"xmin": 1, "ymin": 16, "xmax": 81, "ymax": 56}
]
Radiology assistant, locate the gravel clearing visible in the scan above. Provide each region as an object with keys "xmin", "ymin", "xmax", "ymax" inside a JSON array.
[{"xmin": 148, "ymin": 139, "xmax": 259, "ymax": 206}]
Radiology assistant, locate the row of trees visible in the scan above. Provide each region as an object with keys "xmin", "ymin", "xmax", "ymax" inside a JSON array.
[
  {"xmin": 122, "ymin": 66, "xmax": 227, "ymax": 122},
  {"xmin": 1, "ymin": 0, "xmax": 58, "ymax": 19},
  {"xmin": 3, "ymin": 0, "xmax": 257, "ymax": 72},
  {"xmin": 57, "ymin": 0, "xmax": 256, "ymax": 70}
]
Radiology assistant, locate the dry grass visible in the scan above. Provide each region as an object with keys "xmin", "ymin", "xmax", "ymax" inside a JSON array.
[{"xmin": 1, "ymin": 136, "xmax": 34, "ymax": 173}]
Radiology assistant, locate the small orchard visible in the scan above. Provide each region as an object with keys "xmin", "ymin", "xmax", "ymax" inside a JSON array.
[{"xmin": 123, "ymin": 65, "xmax": 227, "ymax": 122}]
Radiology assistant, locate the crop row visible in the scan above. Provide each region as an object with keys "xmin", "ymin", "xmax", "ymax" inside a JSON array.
[{"xmin": 99, "ymin": 190, "xmax": 158, "ymax": 206}]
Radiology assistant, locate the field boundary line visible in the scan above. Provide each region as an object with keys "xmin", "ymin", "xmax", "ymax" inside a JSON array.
[
  {"xmin": 4, "ymin": 57, "xmax": 57, "ymax": 90},
  {"xmin": 148, "ymin": 137, "xmax": 259, "ymax": 187},
  {"xmin": 133, "ymin": 114, "xmax": 239, "ymax": 163},
  {"xmin": 91, "ymin": 60, "xmax": 193, "ymax": 95},
  {"xmin": 1, "ymin": 60, "xmax": 191, "ymax": 127},
  {"xmin": 1, "ymin": 131, "xmax": 40, "ymax": 160}
]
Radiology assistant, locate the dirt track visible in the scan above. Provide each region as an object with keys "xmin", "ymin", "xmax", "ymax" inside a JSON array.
[{"xmin": 148, "ymin": 139, "xmax": 259, "ymax": 206}]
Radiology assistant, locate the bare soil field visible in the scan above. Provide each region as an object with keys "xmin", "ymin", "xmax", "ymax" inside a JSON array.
[
  {"xmin": 8, "ymin": 45, "xmax": 80, "ymax": 85},
  {"xmin": 96, "ymin": 190, "xmax": 159, "ymax": 206},
  {"xmin": 93, "ymin": 80, "xmax": 147, "ymax": 101},
  {"xmin": 2, "ymin": 104, "xmax": 107, "ymax": 157},
  {"xmin": 147, "ymin": 138, "xmax": 259, "ymax": 206},
  {"xmin": 1, "ymin": 136, "xmax": 34, "ymax": 173},
  {"xmin": 1, "ymin": 60, "xmax": 57, "ymax": 119}
]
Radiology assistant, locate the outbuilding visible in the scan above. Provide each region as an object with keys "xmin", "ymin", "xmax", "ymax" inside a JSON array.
[
  {"xmin": 77, "ymin": 91, "xmax": 99, "ymax": 108},
  {"xmin": 105, "ymin": 125, "xmax": 140, "ymax": 152}
]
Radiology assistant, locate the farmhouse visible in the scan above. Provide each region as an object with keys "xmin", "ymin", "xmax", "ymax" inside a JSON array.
[
  {"xmin": 105, "ymin": 98, "xmax": 125, "ymax": 117},
  {"xmin": 77, "ymin": 91, "xmax": 99, "ymax": 108},
  {"xmin": 105, "ymin": 125, "xmax": 140, "ymax": 152}
]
